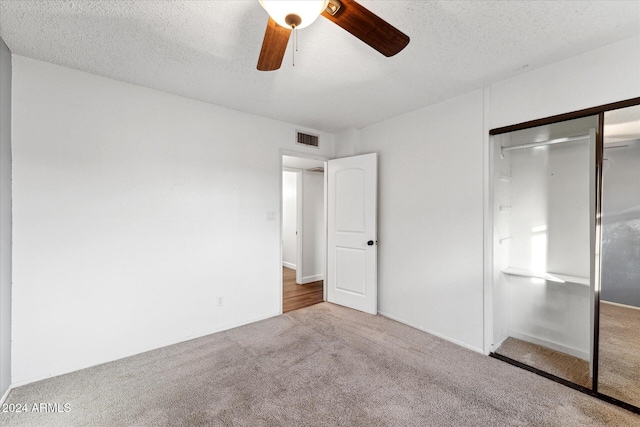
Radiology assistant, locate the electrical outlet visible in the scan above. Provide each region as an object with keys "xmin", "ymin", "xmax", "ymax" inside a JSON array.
[{"xmin": 216, "ymin": 296, "xmax": 223, "ymax": 306}]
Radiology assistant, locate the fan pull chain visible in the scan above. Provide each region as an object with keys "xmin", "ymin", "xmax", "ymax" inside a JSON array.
[{"xmin": 292, "ymin": 26, "xmax": 297, "ymax": 67}]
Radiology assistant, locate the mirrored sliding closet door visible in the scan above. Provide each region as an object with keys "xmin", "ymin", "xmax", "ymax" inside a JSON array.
[
  {"xmin": 598, "ymin": 104, "xmax": 640, "ymax": 407},
  {"xmin": 490, "ymin": 99, "xmax": 640, "ymax": 413},
  {"xmin": 492, "ymin": 115, "xmax": 598, "ymax": 389}
]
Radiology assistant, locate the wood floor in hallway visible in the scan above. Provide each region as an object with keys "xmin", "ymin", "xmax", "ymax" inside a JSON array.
[{"xmin": 282, "ymin": 267, "xmax": 323, "ymax": 313}]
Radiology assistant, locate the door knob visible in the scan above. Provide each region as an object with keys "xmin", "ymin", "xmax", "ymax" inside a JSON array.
[{"xmin": 367, "ymin": 240, "xmax": 374, "ymax": 246}]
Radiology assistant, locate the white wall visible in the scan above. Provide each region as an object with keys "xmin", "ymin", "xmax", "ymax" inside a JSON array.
[
  {"xmin": 300, "ymin": 170, "xmax": 324, "ymax": 283},
  {"xmin": 11, "ymin": 56, "xmax": 334, "ymax": 384},
  {"xmin": 488, "ymin": 36, "xmax": 640, "ymax": 130},
  {"xmin": 282, "ymin": 167, "xmax": 325, "ymax": 282},
  {"xmin": 338, "ymin": 35, "xmax": 640, "ymax": 355},
  {"xmin": 0, "ymin": 37, "xmax": 12, "ymax": 399},
  {"xmin": 282, "ymin": 170, "xmax": 297, "ymax": 269},
  {"xmin": 339, "ymin": 90, "xmax": 486, "ymax": 352}
]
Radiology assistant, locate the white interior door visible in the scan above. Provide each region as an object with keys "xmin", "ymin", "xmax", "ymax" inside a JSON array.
[{"xmin": 327, "ymin": 153, "xmax": 377, "ymax": 314}]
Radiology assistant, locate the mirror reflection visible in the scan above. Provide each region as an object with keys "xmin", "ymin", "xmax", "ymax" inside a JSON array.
[
  {"xmin": 598, "ymin": 104, "xmax": 640, "ymax": 406},
  {"xmin": 492, "ymin": 116, "xmax": 598, "ymax": 388}
]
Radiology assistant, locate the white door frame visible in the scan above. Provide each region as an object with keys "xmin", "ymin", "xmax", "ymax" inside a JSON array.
[
  {"xmin": 283, "ymin": 167, "xmax": 303, "ymax": 284},
  {"xmin": 280, "ymin": 150, "xmax": 329, "ymax": 314}
]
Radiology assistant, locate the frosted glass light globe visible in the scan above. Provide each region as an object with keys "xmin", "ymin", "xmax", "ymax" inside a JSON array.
[{"xmin": 259, "ymin": 0, "xmax": 330, "ymax": 29}]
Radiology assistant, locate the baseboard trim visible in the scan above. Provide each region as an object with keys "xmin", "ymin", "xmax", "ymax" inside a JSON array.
[
  {"xmin": 378, "ymin": 311, "xmax": 484, "ymax": 354},
  {"xmin": 601, "ymin": 300, "xmax": 640, "ymax": 311},
  {"xmin": 10, "ymin": 311, "xmax": 281, "ymax": 389},
  {"xmin": 282, "ymin": 262, "xmax": 296, "ymax": 270},
  {"xmin": 0, "ymin": 384, "xmax": 13, "ymax": 405},
  {"xmin": 301, "ymin": 274, "xmax": 323, "ymax": 284},
  {"xmin": 508, "ymin": 329, "xmax": 589, "ymax": 361},
  {"xmin": 492, "ymin": 334, "xmax": 508, "ymax": 353}
]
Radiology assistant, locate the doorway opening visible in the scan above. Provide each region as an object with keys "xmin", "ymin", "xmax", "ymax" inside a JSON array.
[{"xmin": 282, "ymin": 155, "xmax": 327, "ymax": 313}]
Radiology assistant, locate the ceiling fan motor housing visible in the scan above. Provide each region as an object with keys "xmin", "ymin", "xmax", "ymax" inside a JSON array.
[
  {"xmin": 325, "ymin": 0, "xmax": 341, "ymax": 16},
  {"xmin": 285, "ymin": 14, "xmax": 302, "ymax": 28}
]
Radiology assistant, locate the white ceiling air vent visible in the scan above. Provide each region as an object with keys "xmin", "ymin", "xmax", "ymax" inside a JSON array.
[{"xmin": 296, "ymin": 131, "xmax": 319, "ymax": 148}]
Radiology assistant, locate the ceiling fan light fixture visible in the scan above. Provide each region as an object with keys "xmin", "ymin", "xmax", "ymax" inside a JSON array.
[{"xmin": 259, "ymin": 0, "xmax": 330, "ymax": 29}]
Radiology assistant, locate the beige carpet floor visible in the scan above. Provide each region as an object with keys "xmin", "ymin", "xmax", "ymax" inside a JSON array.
[
  {"xmin": 1, "ymin": 303, "xmax": 638, "ymax": 426},
  {"xmin": 599, "ymin": 301, "xmax": 640, "ymax": 408},
  {"xmin": 495, "ymin": 337, "xmax": 592, "ymax": 388},
  {"xmin": 495, "ymin": 300, "xmax": 640, "ymax": 409}
]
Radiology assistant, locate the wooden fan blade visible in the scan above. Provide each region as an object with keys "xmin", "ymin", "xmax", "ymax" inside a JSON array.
[
  {"xmin": 257, "ymin": 18, "xmax": 292, "ymax": 71},
  {"xmin": 322, "ymin": 0, "xmax": 409, "ymax": 57}
]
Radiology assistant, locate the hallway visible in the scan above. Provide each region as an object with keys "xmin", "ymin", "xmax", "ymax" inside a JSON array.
[{"xmin": 282, "ymin": 267, "xmax": 323, "ymax": 313}]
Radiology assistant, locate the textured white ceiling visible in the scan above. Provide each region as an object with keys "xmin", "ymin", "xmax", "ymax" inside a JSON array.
[{"xmin": 1, "ymin": 1, "xmax": 639, "ymax": 133}]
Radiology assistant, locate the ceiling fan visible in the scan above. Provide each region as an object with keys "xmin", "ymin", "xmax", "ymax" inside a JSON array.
[{"xmin": 257, "ymin": 0, "xmax": 410, "ymax": 71}]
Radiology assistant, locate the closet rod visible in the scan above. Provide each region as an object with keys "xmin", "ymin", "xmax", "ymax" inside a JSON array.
[{"xmin": 502, "ymin": 134, "xmax": 589, "ymax": 152}]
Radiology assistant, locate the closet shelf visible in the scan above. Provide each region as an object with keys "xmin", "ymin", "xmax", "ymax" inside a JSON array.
[{"xmin": 502, "ymin": 267, "xmax": 589, "ymax": 286}]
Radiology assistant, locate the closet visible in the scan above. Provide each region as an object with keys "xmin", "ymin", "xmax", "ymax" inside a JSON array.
[{"xmin": 490, "ymin": 100, "xmax": 640, "ymax": 413}]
